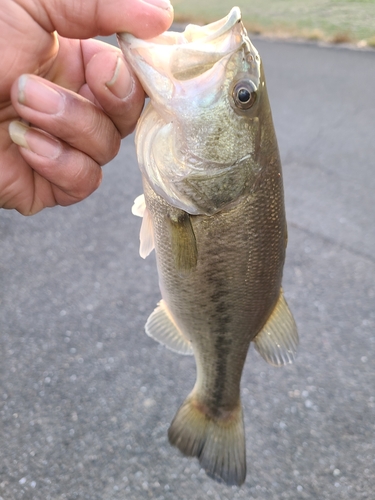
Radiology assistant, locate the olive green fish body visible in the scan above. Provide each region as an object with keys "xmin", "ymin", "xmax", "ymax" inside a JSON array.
[
  {"xmin": 144, "ymin": 144, "xmax": 285, "ymax": 411},
  {"xmin": 118, "ymin": 7, "xmax": 298, "ymax": 486}
]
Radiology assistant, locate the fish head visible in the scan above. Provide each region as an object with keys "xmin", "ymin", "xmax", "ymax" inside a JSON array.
[
  {"xmin": 118, "ymin": 7, "xmax": 260, "ymax": 116},
  {"xmin": 118, "ymin": 8, "xmax": 277, "ymax": 215}
]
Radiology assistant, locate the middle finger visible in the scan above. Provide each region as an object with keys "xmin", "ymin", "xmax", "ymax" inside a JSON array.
[{"xmin": 10, "ymin": 75, "xmax": 121, "ymax": 165}]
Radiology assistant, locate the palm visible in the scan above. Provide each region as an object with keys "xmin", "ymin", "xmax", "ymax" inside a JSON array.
[{"xmin": 0, "ymin": 0, "xmax": 173, "ymax": 214}]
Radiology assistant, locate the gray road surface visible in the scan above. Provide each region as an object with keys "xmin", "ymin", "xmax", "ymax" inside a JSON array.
[{"xmin": 1, "ymin": 37, "xmax": 375, "ymax": 500}]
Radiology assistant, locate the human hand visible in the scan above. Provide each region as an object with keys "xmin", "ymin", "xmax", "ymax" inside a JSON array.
[{"xmin": 1, "ymin": 0, "xmax": 173, "ymax": 215}]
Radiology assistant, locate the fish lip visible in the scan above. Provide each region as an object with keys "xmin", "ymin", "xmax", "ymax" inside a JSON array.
[
  {"xmin": 117, "ymin": 7, "xmax": 258, "ymax": 101},
  {"xmin": 117, "ymin": 6, "xmax": 242, "ymax": 48},
  {"xmin": 116, "ymin": 7, "xmax": 250, "ymax": 73},
  {"xmin": 191, "ymin": 6, "xmax": 242, "ymax": 43}
]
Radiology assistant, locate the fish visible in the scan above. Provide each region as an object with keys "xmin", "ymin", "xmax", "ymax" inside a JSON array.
[{"xmin": 117, "ymin": 7, "xmax": 298, "ymax": 486}]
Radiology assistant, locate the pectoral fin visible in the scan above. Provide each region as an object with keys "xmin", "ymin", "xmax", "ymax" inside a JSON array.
[
  {"xmin": 131, "ymin": 194, "xmax": 146, "ymax": 217},
  {"xmin": 253, "ymin": 290, "xmax": 298, "ymax": 367},
  {"xmin": 167, "ymin": 211, "xmax": 198, "ymax": 272},
  {"xmin": 132, "ymin": 194, "xmax": 155, "ymax": 259},
  {"xmin": 145, "ymin": 299, "xmax": 194, "ymax": 355}
]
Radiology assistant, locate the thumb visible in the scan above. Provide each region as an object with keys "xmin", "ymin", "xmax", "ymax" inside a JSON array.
[{"xmin": 36, "ymin": 0, "xmax": 173, "ymax": 39}]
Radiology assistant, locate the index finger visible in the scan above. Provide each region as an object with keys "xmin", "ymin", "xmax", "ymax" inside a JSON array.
[
  {"xmin": 38, "ymin": 0, "xmax": 173, "ymax": 39},
  {"xmin": 81, "ymin": 40, "xmax": 146, "ymax": 138}
]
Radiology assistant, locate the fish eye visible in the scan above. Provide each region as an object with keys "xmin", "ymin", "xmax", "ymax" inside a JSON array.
[{"xmin": 232, "ymin": 80, "xmax": 257, "ymax": 110}]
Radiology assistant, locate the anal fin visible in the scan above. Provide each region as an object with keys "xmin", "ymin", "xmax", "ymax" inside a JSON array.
[
  {"xmin": 253, "ymin": 289, "xmax": 298, "ymax": 367},
  {"xmin": 145, "ymin": 299, "xmax": 193, "ymax": 355}
]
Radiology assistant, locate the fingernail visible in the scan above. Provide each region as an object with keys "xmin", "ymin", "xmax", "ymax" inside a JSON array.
[
  {"xmin": 105, "ymin": 57, "xmax": 133, "ymax": 99},
  {"xmin": 9, "ymin": 121, "xmax": 61, "ymax": 159},
  {"xmin": 142, "ymin": 0, "xmax": 173, "ymax": 10},
  {"xmin": 18, "ymin": 75, "xmax": 64, "ymax": 115}
]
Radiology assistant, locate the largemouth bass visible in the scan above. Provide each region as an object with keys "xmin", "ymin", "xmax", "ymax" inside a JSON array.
[{"xmin": 118, "ymin": 7, "xmax": 298, "ymax": 486}]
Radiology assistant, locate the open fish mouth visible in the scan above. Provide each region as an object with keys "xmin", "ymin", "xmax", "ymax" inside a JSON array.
[{"xmin": 117, "ymin": 7, "xmax": 259, "ymax": 98}]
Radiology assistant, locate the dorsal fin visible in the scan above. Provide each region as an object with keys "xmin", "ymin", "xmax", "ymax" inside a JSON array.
[{"xmin": 253, "ymin": 290, "xmax": 298, "ymax": 366}]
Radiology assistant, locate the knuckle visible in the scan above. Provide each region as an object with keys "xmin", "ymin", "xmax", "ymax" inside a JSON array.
[
  {"xmin": 48, "ymin": 145, "xmax": 103, "ymax": 202},
  {"xmin": 66, "ymin": 104, "xmax": 121, "ymax": 164}
]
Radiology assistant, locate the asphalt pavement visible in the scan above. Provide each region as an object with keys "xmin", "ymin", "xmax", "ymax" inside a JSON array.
[{"xmin": 1, "ymin": 36, "xmax": 374, "ymax": 500}]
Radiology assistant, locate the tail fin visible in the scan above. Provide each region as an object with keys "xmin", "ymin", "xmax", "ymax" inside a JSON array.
[{"xmin": 168, "ymin": 393, "xmax": 246, "ymax": 486}]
